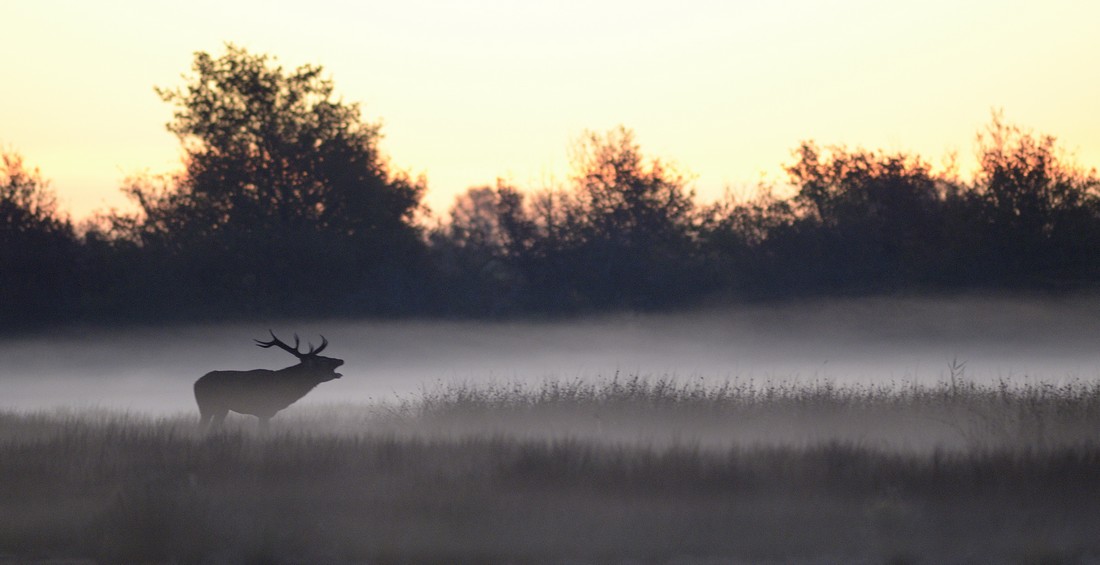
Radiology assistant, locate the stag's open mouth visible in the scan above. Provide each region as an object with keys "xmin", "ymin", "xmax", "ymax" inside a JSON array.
[{"xmin": 333, "ymin": 372, "xmax": 343, "ymax": 378}]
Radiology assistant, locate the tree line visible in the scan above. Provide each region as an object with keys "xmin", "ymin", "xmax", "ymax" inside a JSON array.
[{"xmin": 3, "ymin": 45, "xmax": 1099, "ymax": 329}]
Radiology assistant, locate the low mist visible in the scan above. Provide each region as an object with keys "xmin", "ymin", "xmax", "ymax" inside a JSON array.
[
  {"xmin": 5, "ymin": 294, "xmax": 1100, "ymax": 415},
  {"xmin": 7, "ymin": 294, "xmax": 1100, "ymax": 563}
]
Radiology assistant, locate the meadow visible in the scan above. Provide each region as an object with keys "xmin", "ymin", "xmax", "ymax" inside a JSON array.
[{"xmin": 4, "ymin": 375, "xmax": 1100, "ymax": 564}]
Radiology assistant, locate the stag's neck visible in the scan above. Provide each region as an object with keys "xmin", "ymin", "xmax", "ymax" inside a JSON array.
[{"xmin": 276, "ymin": 363, "xmax": 322, "ymax": 384}]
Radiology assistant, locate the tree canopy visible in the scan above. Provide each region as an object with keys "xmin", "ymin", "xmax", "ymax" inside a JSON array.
[
  {"xmin": 115, "ymin": 44, "xmax": 428, "ymax": 316},
  {"xmin": 5, "ymin": 44, "xmax": 1100, "ymax": 329}
]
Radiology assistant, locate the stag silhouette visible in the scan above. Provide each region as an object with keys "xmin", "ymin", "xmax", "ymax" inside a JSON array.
[{"xmin": 194, "ymin": 331, "xmax": 344, "ymax": 431}]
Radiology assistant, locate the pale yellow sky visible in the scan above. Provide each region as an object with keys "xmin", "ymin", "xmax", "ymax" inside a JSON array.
[{"xmin": 3, "ymin": 0, "xmax": 1099, "ymax": 221}]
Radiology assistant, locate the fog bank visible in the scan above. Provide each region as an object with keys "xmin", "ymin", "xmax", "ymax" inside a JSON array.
[{"xmin": 3, "ymin": 294, "xmax": 1100, "ymax": 414}]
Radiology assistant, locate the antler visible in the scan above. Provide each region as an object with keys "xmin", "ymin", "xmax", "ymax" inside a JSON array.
[
  {"xmin": 308, "ymin": 335, "xmax": 328, "ymax": 355},
  {"xmin": 255, "ymin": 331, "xmax": 328, "ymax": 358},
  {"xmin": 254, "ymin": 330, "xmax": 304, "ymax": 358}
]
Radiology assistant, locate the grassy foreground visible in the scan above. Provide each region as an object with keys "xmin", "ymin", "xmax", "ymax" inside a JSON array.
[{"xmin": 4, "ymin": 376, "xmax": 1100, "ymax": 564}]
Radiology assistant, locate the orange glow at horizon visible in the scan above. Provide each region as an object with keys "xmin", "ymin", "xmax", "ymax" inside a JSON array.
[{"xmin": 3, "ymin": 0, "xmax": 1099, "ymax": 221}]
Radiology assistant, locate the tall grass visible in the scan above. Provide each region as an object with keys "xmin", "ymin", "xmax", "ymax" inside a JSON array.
[
  {"xmin": 3, "ymin": 376, "xmax": 1100, "ymax": 563},
  {"xmin": 368, "ymin": 373, "xmax": 1100, "ymax": 452}
]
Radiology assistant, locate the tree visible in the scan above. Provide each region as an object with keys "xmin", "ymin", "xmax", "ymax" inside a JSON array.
[
  {"xmin": 428, "ymin": 129, "xmax": 707, "ymax": 313},
  {"xmin": 556, "ymin": 127, "xmax": 702, "ymax": 309},
  {"xmin": 569, "ymin": 127, "xmax": 695, "ymax": 246},
  {"xmin": 695, "ymin": 186, "xmax": 795, "ymax": 296},
  {"xmin": 1, "ymin": 152, "xmax": 66, "ymax": 235},
  {"xmin": 440, "ymin": 183, "xmax": 512, "ymax": 256},
  {"xmin": 429, "ymin": 182, "xmax": 532, "ymax": 314},
  {"xmin": 0, "ymin": 152, "xmax": 78, "ymax": 327},
  {"xmin": 118, "ymin": 44, "xmax": 428, "ymax": 316},
  {"xmin": 789, "ymin": 142, "xmax": 948, "ymax": 284},
  {"xmin": 969, "ymin": 113, "xmax": 1100, "ymax": 283}
]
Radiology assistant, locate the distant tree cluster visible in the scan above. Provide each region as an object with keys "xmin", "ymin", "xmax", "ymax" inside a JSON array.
[
  {"xmin": 432, "ymin": 114, "xmax": 1100, "ymax": 313},
  {"xmin": 431, "ymin": 127, "xmax": 705, "ymax": 314},
  {"xmin": 3, "ymin": 46, "xmax": 1099, "ymax": 329}
]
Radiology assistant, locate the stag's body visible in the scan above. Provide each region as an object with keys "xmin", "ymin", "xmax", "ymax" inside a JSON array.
[{"xmin": 195, "ymin": 332, "xmax": 343, "ymax": 431}]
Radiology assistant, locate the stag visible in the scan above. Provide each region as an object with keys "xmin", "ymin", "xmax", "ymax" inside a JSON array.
[{"xmin": 194, "ymin": 331, "xmax": 344, "ymax": 431}]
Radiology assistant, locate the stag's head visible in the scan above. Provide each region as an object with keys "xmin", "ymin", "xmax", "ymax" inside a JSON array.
[{"xmin": 255, "ymin": 331, "xmax": 344, "ymax": 381}]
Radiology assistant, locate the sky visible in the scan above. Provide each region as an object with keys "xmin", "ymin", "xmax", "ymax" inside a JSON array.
[{"xmin": 3, "ymin": 0, "xmax": 1099, "ymax": 221}]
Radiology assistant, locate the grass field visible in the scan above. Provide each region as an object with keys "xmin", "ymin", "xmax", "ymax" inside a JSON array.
[{"xmin": 4, "ymin": 375, "xmax": 1100, "ymax": 564}]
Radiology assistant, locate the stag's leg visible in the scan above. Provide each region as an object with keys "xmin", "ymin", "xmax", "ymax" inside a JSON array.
[
  {"xmin": 198, "ymin": 410, "xmax": 213, "ymax": 432},
  {"xmin": 207, "ymin": 408, "xmax": 228, "ymax": 431},
  {"xmin": 198, "ymin": 401, "xmax": 229, "ymax": 432}
]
